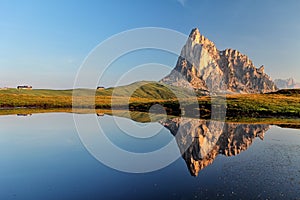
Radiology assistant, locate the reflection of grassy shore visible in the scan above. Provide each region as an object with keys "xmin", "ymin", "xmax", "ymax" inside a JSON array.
[
  {"xmin": 0, "ymin": 83, "xmax": 299, "ymax": 119},
  {"xmin": 0, "ymin": 108, "xmax": 299, "ymax": 129}
]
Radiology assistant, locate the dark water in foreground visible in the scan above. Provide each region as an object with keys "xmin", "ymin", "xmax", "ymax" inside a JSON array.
[{"xmin": 0, "ymin": 113, "xmax": 299, "ymax": 200}]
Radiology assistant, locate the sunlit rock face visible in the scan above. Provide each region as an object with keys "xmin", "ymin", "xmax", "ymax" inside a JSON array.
[
  {"xmin": 161, "ymin": 28, "xmax": 278, "ymax": 94},
  {"xmin": 161, "ymin": 118, "xmax": 270, "ymax": 176}
]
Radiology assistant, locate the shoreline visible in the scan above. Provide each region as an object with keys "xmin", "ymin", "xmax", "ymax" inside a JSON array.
[
  {"xmin": 0, "ymin": 87, "xmax": 299, "ymax": 119},
  {"xmin": 0, "ymin": 107, "xmax": 299, "ymax": 128}
]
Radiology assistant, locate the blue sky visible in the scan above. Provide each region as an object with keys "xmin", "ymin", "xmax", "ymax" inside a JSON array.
[{"xmin": 1, "ymin": 0, "xmax": 300, "ymax": 88}]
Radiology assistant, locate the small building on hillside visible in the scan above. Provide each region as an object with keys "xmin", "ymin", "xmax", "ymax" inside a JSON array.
[
  {"xmin": 97, "ymin": 86, "xmax": 105, "ymax": 90},
  {"xmin": 17, "ymin": 85, "xmax": 32, "ymax": 90}
]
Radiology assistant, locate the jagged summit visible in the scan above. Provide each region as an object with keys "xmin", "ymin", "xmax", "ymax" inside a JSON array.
[
  {"xmin": 161, "ymin": 28, "xmax": 278, "ymax": 94},
  {"xmin": 275, "ymin": 77, "xmax": 300, "ymax": 89},
  {"xmin": 189, "ymin": 28, "xmax": 200, "ymax": 38}
]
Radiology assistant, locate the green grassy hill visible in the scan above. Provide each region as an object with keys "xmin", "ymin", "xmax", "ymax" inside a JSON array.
[
  {"xmin": 0, "ymin": 82, "xmax": 299, "ymax": 119},
  {"xmin": 97, "ymin": 81, "xmax": 195, "ymax": 99},
  {"xmin": 0, "ymin": 81, "xmax": 195, "ymax": 108}
]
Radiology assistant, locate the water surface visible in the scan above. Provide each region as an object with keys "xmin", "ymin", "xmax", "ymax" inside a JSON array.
[{"xmin": 0, "ymin": 113, "xmax": 299, "ymax": 199}]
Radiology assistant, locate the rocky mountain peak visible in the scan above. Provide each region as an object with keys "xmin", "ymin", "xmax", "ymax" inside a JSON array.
[
  {"xmin": 274, "ymin": 77, "xmax": 300, "ymax": 89},
  {"xmin": 189, "ymin": 28, "xmax": 218, "ymax": 56},
  {"xmin": 161, "ymin": 28, "xmax": 278, "ymax": 94},
  {"xmin": 189, "ymin": 28, "xmax": 201, "ymax": 42}
]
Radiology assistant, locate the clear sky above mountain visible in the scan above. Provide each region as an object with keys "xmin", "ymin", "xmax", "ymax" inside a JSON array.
[{"xmin": 1, "ymin": 0, "xmax": 299, "ymax": 88}]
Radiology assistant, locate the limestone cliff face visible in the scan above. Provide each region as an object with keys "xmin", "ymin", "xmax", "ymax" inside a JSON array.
[
  {"xmin": 160, "ymin": 118, "xmax": 270, "ymax": 176},
  {"xmin": 161, "ymin": 28, "xmax": 278, "ymax": 94}
]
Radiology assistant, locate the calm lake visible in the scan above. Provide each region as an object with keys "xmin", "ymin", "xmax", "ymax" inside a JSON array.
[{"xmin": 0, "ymin": 113, "xmax": 299, "ymax": 199}]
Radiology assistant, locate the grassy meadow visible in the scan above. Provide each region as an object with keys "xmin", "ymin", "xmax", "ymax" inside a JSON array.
[{"xmin": 0, "ymin": 82, "xmax": 299, "ymax": 121}]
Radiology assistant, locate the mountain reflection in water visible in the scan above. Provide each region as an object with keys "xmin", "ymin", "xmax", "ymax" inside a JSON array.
[
  {"xmin": 1, "ymin": 112, "xmax": 299, "ymax": 199},
  {"xmin": 105, "ymin": 110, "xmax": 272, "ymax": 177},
  {"xmin": 161, "ymin": 118, "xmax": 270, "ymax": 176}
]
